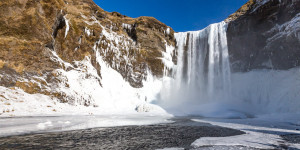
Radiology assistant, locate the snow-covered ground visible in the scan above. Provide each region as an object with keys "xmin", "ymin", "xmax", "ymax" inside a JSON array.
[
  {"xmin": 0, "ymin": 114, "xmax": 172, "ymax": 137},
  {"xmin": 192, "ymin": 114, "xmax": 300, "ymax": 149},
  {"xmin": 0, "ymin": 85, "xmax": 169, "ymax": 117}
]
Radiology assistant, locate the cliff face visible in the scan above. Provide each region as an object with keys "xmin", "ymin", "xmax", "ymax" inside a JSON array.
[
  {"xmin": 227, "ymin": 0, "xmax": 300, "ymax": 72},
  {"xmin": 0, "ymin": 0, "xmax": 176, "ymax": 106}
]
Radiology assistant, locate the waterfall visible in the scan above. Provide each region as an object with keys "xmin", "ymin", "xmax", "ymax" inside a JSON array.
[
  {"xmin": 160, "ymin": 22, "xmax": 233, "ymax": 115},
  {"xmin": 175, "ymin": 21, "xmax": 231, "ymax": 102}
]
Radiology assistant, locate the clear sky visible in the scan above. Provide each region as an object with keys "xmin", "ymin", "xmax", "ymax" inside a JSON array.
[{"xmin": 94, "ymin": 0, "xmax": 248, "ymax": 32}]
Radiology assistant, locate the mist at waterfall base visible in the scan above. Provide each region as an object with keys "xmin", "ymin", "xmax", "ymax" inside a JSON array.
[{"xmin": 158, "ymin": 22, "xmax": 300, "ymax": 119}]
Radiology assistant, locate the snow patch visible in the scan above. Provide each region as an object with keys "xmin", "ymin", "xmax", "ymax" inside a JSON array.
[
  {"xmin": 251, "ymin": 0, "xmax": 272, "ymax": 13},
  {"xmin": 49, "ymin": 48, "xmax": 73, "ymax": 69},
  {"xmin": 122, "ymin": 23, "xmax": 132, "ymax": 31},
  {"xmin": 265, "ymin": 13, "xmax": 300, "ymax": 48},
  {"xmin": 85, "ymin": 27, "xmax": 91, "ymax": 36},
  {"xmin": 161, "ymin": 43, "xmax": 175, "ymax": 71},
  {"xmin": 166, "ymin": 27, "xmax": 171, "ymax": 35},
  {"xmin": 37, "ymin": 121, "xmax": 53, "ymax": 130},
  {"xmin": 64, "ymin": 16, "xmax": 70, "ymax": 38}
]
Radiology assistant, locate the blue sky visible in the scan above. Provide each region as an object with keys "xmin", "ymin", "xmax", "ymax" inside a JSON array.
[{"xmin": 95, "ymin": 0, "xmax": 248, "ymax": 32}]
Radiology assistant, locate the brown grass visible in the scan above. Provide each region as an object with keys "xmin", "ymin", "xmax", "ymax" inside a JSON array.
[
  {"xmin": 8, "ymin": 63, "xmax": 24, "ymax": 73},
  {"xmin": 0, "ymin": 60, "xmax": 5, "ymax": 69},
  {"xmin": 16, "ymin": 81, "xmax": 41, "ymax": 94}
]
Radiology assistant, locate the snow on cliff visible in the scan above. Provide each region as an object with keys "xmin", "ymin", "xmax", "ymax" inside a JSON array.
[{"xmin": 0, "ymin": 15, "xmax": 171, "ymax": 117}]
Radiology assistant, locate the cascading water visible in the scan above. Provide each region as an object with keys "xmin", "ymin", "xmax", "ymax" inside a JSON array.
[
  {"xmin": 174, "ymin": 21, "xmax": 231, "ymax": 101},
  {"xmin": 160, "ymin": 21, "xmax": 234, "ymax": 116}
]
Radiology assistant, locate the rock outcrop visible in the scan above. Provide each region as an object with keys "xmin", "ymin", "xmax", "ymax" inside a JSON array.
[
  {"xmin": 0, "ymin": 0, "xmax": 176, "ymax": 105},
  {"xmin": 226, "ymin": 0, "xmax": 300, "ymax": 72}
]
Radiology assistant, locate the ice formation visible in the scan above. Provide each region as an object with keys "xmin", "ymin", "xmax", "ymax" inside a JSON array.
[{"xmin": 64, "ymin": 16, "xmax": 70, "ymax": 38}]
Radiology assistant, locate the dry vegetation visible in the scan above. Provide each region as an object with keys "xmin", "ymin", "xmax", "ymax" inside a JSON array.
[{"xmin": 0, "ymin": 0, "xmax": 176, "ymax": 103}]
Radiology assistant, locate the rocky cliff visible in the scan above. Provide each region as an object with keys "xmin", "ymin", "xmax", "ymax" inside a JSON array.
[
  {"xmin": 226, "ymin": 0, "xmax": 300, "ymax": 72},
  {"xmin": 0, "ymin": 0, "xmax": 176, "ymax": 108}
]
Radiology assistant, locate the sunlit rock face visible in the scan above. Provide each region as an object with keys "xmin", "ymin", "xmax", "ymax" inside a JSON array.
[
  {"xmin": 0, "ymin": 0, "xmax": 176, "ymax": 108},
  {"xmin": 227, "ymin": 0, "xmax": 300, "ymax": 72}
]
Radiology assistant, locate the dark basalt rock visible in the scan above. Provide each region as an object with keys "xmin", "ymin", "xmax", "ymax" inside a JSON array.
[
  {"xmin": 52, "ymin": 13, "xmax": 66, "ymax": 39},
  {"xmin": 227, "ymin": 0, "xmax": 300, "ymax": 72}
]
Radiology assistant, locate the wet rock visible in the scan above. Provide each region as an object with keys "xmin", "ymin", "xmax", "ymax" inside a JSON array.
[{"xmin": 281, "ymin": 134, "xmax": 300, "ymax": 144}]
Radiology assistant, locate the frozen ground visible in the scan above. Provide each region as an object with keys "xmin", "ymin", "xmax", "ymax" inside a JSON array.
[
  {"xmin": 0, "ymin": 114, "xmax": 172, "ymax": 137},
  {"xmin": 191, "ymin": 113, "xmax": 300, "ymax": 149},
  {"xmin": 0, "ymin": 84, "xmax": 168, "ymax": 117}
]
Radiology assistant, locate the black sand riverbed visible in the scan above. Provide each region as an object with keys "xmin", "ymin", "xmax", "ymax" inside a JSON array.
[{"xmin": 0, "ymin": 117, "xmax": 245, "ymax": 150}]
